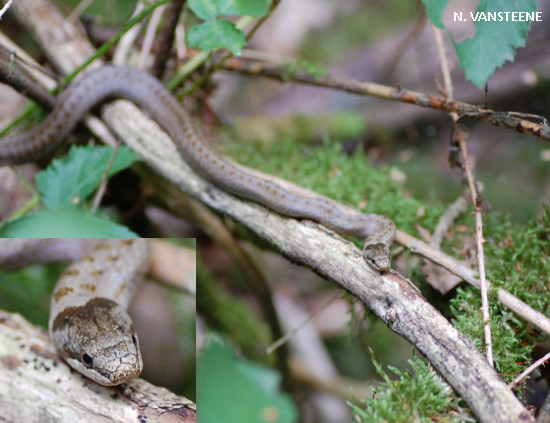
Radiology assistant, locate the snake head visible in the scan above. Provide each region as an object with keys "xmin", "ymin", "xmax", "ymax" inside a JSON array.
[
  {"xmin": 363, "ymin": 243, "xmax": 391, "ymax": 272},
  {"xmin": 50, "ymin": 298, "xmax": 143, "ymax": 386}
]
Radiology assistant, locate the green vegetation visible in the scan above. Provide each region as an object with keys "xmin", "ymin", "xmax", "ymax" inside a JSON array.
[
  {"xmin": 198, "ymin": 336, "xmax": 297, "ymax": 423},
  {"xmin": 223, "ymin": 132, "xmax": 549, "ymax": 418},
  {"xmin": 422, "ymin": 0, "xmax": 537, "ymax": 87},
  {"xmin": 349, "ymin": 352, "xmax": 465, "ymax": 422},
  {"xmin": 188, "ymin": 0, "xmax": 271, "ymax": 55},
  {"xmin": 0, "ymin": 145, "xmax": 139, "ymax": 237}
]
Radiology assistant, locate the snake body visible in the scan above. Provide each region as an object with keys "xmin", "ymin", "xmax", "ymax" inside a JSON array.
[
  {"xmin": 0, "ymin": 238, "xmax": 149, "ymax": 386},
  {"xmin": 0, "ymin": 66, "xmax": 396, "ymax": 270}
]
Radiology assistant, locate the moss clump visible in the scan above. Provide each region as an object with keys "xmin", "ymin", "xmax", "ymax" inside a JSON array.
[
  {"xmin": 349, "ymin": 352, "xmax": 466, "ymax": 423},
  {"xmin": 450, "ymin": 205, "xmax": 550, "ymax": 384}
]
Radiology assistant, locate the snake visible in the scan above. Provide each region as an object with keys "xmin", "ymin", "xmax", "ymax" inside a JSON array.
[
  {"xmin": 0, "ymin": 65, "xmax": 396, "ymax": 270},
  {"xmin": 0, "ymin": 238, "xmax": 149, "ymax": 386}
]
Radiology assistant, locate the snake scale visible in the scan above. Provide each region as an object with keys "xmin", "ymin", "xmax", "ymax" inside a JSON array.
[
  {"xmin": 0, "ymin": 238, "xmax": 149, "ymax": 386},
  {"xmin": 0, "ymin": 65, "xmax": 396, "ymax": 270}
]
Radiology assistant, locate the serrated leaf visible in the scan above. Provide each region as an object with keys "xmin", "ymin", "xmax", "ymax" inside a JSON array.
[
  {"xmin": 188, "ymin": 20, "xmax": 246, "ymax": 56},
  {"xmin": 36, "ymin": 145, "xmax": 139, "ymax": 212},
  {"xmin": 0, "ymin": 210, "xmax": 138, "ymax": 238},
  {"xmin": 198, "ymin": 336, "xmax": 297, "ymax": 423},
  {"xmin": 454, "ymin": 0, "xmax": 536, "ymax": 88},
  {"xmin": 188, "ymin": 0, "xmax": 219, "ymax": 20},
  {"xmin": 421, "ymin": 0, "xmax": 449, "ymax": 29},
  {"xmin": 218, "ymin": 0, "xmax": 271, "ymax": 17}
]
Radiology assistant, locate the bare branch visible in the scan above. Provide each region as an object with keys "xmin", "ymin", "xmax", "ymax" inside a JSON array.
[
  {"xmin": 203, "ymin": 52, "xmax": 550, "ymax": 141},
  {"xmin": 509, "ymin": 351, "xmax": 550, "ymax": 390},
  {"xmin": 0, "ymin": 0, "xmax": 13, "ymax": 19}
]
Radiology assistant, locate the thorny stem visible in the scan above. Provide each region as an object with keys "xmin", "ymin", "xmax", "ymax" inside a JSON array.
[
  {"xmin": 457, "ymin": 130, "xmax": 493, "ymax": 366},
  {"xmin": 209, "ymin": 54, "xmax": 550, "ymax": 141},
  {"xmin": 509, "ymin": 350, "xmax": 550, "ymax": 389},
  {"xmin": 432, "ymin": 25, "xmax": 493, "ymax": 366}
]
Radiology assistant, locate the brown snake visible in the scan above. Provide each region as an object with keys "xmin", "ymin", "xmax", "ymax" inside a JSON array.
[{"xmin": 0, "ymin": 65, "xmax": 396, "ymax": 270}]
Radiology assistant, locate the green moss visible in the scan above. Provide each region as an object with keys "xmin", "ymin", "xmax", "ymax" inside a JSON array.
[
  {"xmin": 450, "ymin": 205, "xmax": 550, "ymax": 384},
  {"xmin": 349, "ymin": 352, "xmax": 465, "ymax": 422}
]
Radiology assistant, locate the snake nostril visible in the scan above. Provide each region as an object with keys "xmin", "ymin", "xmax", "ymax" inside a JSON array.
[
  {"xmin": 81, "ymin": 352, "xmax": 94, "ymax": 368},
  {"xmin": 131, "ymin": 335, "xmax": 138, "ymax": 348}
]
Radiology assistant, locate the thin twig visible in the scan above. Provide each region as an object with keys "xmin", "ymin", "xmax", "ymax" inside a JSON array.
[
  {"xmin": 138, "ymin": 3, "xmax": 166, "ymax": 69},
  {"xmin": 385, "ymin": 3, "xmax": 427, "ymax": 75},
  {"xmin": 67, "ymin": 0, "xmax": 95, "ymax": 23},
  {"xmin": 456, "ymin": 128, "xmax": 493, "ymax": 366},
  {"xmin": 151, "ymin": 0, "xmax": 184, "ymax": 79},
  {"xmin": 432, "ymin": 24, "xmax": 493, "ymax": 367},
  {"xmin": 266, "ymin": 291, "xmax": 343, "ymax": 354},
  {"xmin": 112, "ymin": 1, "xmax": 145, "ymax": 65},
  {"xmin": 430, "ymin": 192, "xmax": 468, "ymax": 249},
  {"xmin": 0, "ymin": 45, "xmax": 56, "ymax": 110},
  {"xmin": 204, "ymin": 53, "xmax": 550, "ymax": 141},
  {"xmin": 509, "ymin": 350, "xmax": 550, "ymax": 389},
  {"xmin": 0, "ymin": 0, "xmax": 13, "ymax": 19},
  {"xmin": 4, "ymin": 168, "xmax": 40, "ymax": 222},
  {"xmin": 90, "ymin": 141, "xmax": 121, "ymax": 213}
]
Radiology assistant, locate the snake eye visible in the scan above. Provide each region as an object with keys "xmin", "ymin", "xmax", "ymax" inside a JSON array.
[
  {"xmin": 131, "ymin": 335, "xmax": 138, "ymax": 348},
  {"xmin": 81, "ymin": 352, "xmax": 93, "ymax": 368}
]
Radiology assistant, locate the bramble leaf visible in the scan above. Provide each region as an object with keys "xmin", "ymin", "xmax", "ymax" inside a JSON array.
[
  {"xmin": 218, "ymin": 0, "xmax": 270, "ymax": 17},
  {"xmin": 188, "ymin": 20, "xmax": 246, "ymax": 56},
  {"xmin": 454, "ymin": 0, "xmax": 536, "ymax": 87},
  {"xmin": 0, "ymin": 210, "xmax": 138, "ymax": 238},
  {"xmin": 36, "ymin": 145, "xmax": 139, "ymax": 212},
  {"xmin": 421, "ymin": 0, "xmax": 450, "ymax": 28},
  {"xmin": 188, "ymin": 0, "xmax": 219, "ymax": 20}
]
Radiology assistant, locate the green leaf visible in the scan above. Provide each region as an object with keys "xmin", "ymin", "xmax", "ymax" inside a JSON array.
[
  {"xmin": 218, "ymin": 0, "xmax": 271, "ymax": 17},
  {"xmin": 421, "ymin": 0, "xmax": 449, "ymax": 28},
  {"xmin": 198, "ymin": 336, "xmax": 297, "ymax": 423},
  {"xmin": 454, "ymin": 0, "xmax": 536, "ymax": 88},
  {"xmin": 0, "ymin": 210, "xmax": 138, "ymax": 238},
  {"xmin": 188, "ymin": 20, "xmax": 246, "ymax": 56},
  {"xmin": 36, "ymin": 145, "xmax": 139, "ymax": 212},
  {"xmin": 188, "ymin": 0, "xmax": 219, "ymax": 20}
]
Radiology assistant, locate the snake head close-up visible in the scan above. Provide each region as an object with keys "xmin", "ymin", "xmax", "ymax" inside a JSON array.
[
  {"xmin": 50, "ymin": 297, "xmax": 143, "ymax": 386},
  {"xmin": 363, "ymin": 243, "xmax": 391, "ymax": 272}
]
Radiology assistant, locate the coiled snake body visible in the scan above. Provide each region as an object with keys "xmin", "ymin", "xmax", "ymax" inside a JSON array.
[
  {"xmin": 0, "ymin": 65, "xmax": 396, "ymax": 270},
  {"xmin": 0, "ymin": 238, "xmax": 149, "ymax": 386}
]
